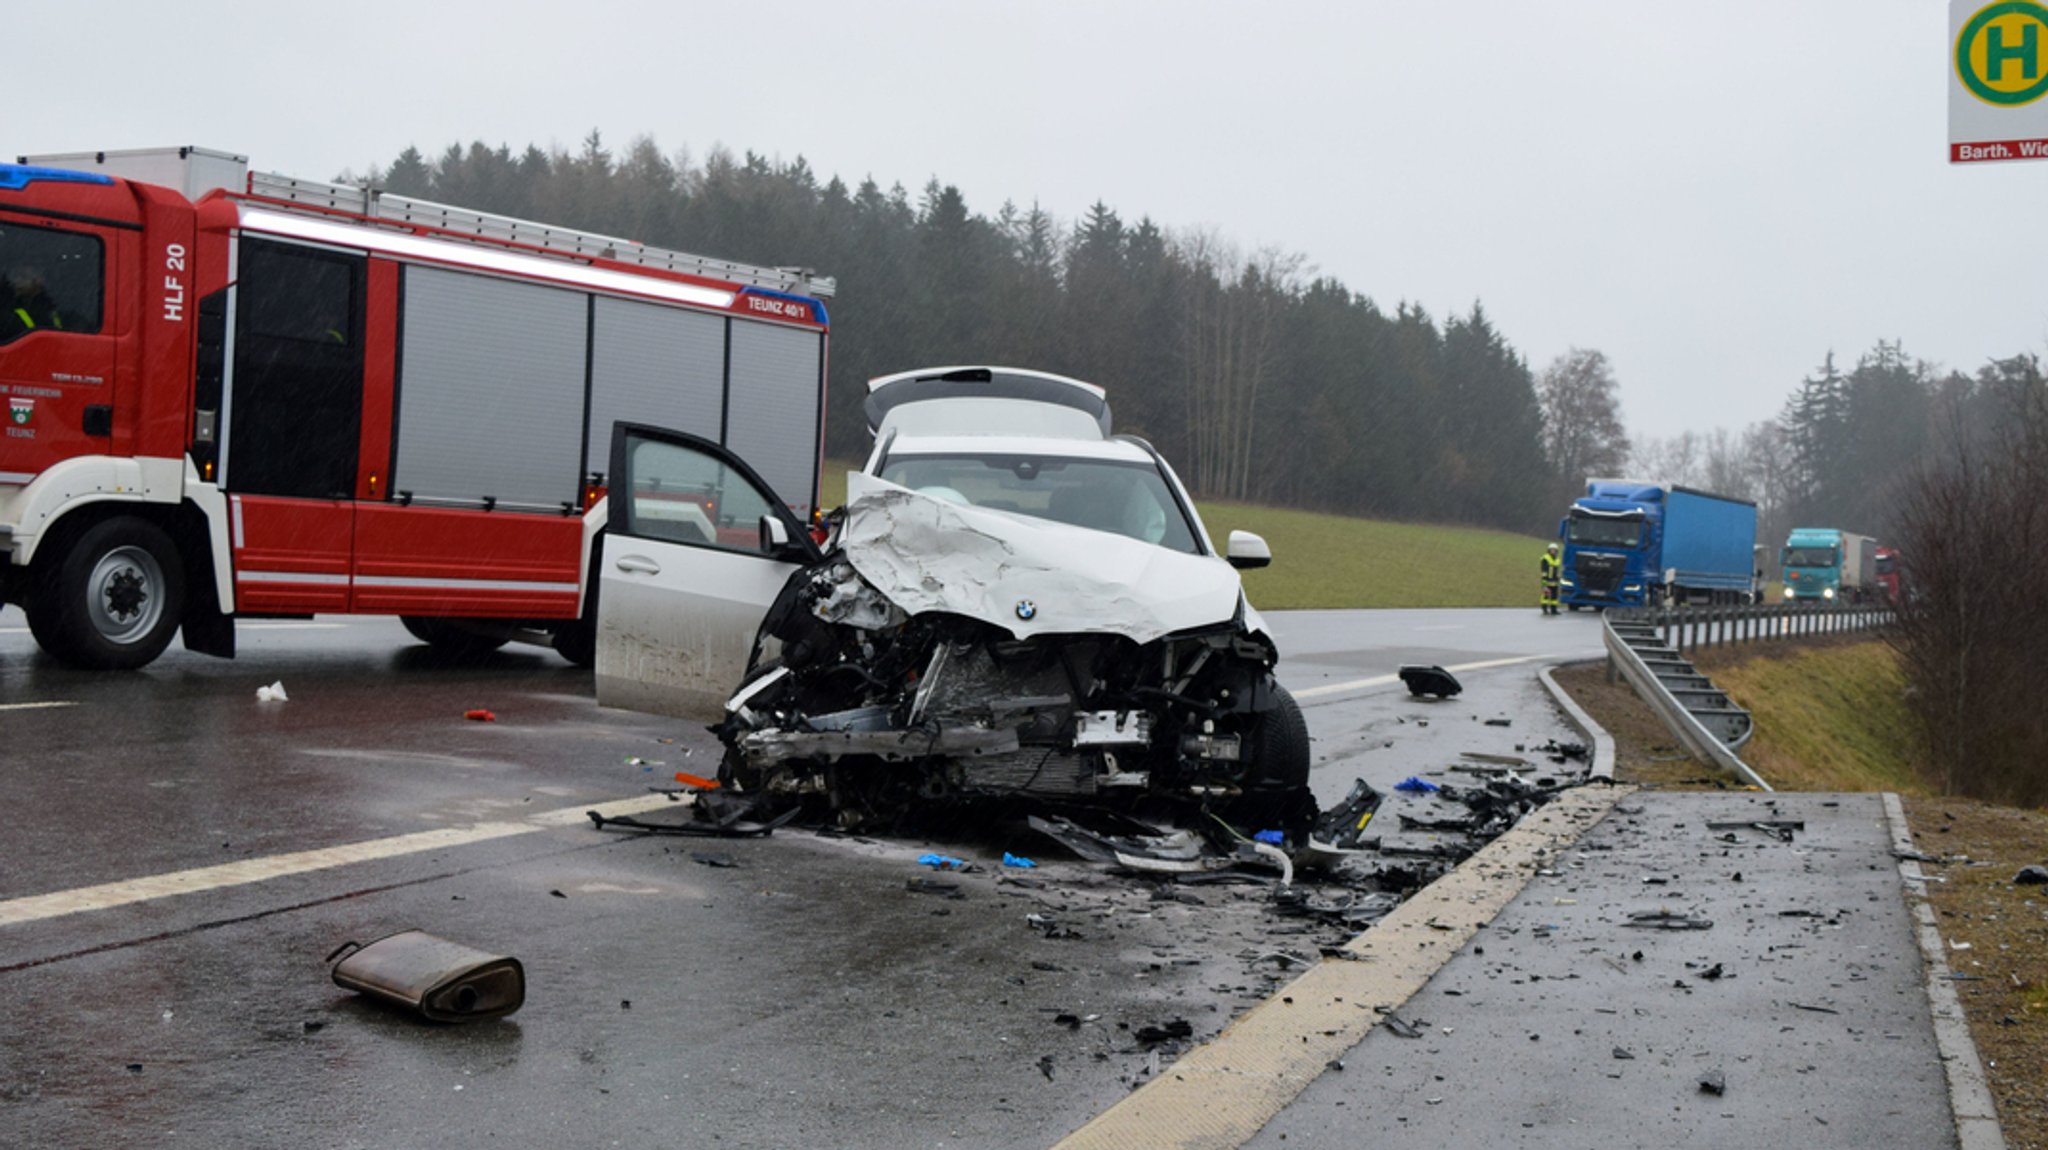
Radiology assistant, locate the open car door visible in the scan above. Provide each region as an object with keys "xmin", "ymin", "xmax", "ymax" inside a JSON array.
[{"xmin": 595, "ymin": 423, "xmax": 820, "ymax": 721}]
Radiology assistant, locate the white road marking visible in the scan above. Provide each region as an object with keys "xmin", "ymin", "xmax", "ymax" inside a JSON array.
[
  {"xmin": 0, "ymin": 701, "xmax": 78, "ymax": 712},
  {"xmin": 0, "ymin": 792, "xmax": 683, "ymax": 928},
  {"xmin": 1293, "ymin": 653, "xmax": 1573, "ymax": 700}
]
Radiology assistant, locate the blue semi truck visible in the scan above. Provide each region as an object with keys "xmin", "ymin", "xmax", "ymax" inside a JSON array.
[{"xmin": 1557, "ymin": 481, "xmax": 1759, "ymax": 609}]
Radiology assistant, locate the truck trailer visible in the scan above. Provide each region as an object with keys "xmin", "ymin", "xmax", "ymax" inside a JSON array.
[
  {"xmin": 1557, "ymin": 480, "xmax": 1758, "ymax": 609},
  {"xmin": 1781, "ymin": 528, "xmax": 1877, "ymax": 602},
  {"xmin": 1, "ymin": 146, "xmax": 833, "ymax": 669}
]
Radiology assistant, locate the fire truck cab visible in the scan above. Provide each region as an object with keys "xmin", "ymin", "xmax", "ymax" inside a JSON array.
[{"xmin": 0, "ymin": 146, "xmax": 831, "ymax": 670}]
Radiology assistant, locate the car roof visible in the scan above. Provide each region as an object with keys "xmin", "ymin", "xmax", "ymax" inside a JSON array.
[
  {"xmin": 865, "ymin": 366, "xmax": 1111, "ymax": 441},
  {"xmin": 878, "ymin": 434, "xmax": 1155, "ymax": 464}
]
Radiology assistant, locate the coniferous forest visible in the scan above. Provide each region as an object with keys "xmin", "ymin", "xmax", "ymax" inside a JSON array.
[{"xmin": 359, "ymin": 134, "xmax": 2044, "ymax": 545}]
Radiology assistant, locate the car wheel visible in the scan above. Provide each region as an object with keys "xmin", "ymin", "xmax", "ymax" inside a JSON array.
[
  {"xmin": 1224, "ymin": 681, "xmax": 1315, "ymax": 837},
  {"xmin": 552, "ymin": 615, "xmax": 596, "ymax": 667},
  {"xmin": 31, "ymin": 516, "xmax": 186, "ymax": 670}
]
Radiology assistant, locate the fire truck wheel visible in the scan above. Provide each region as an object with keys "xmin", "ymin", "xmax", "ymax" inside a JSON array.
[
  {"xmin": 399, "ymin": 616, "xmax": 509, "ymax": 659},
  {"xmin": 33, "ymin": 516, "xmax": 187, "ymax": 670}
]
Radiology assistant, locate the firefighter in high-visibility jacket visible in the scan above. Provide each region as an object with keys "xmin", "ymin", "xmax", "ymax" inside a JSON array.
[{"xmin": 1540, "ymin": 543, "xmax": 1562, "ymax": 615}]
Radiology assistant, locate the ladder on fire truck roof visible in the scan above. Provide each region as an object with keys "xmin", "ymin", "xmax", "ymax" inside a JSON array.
[{"xmin": 244, "ymin": 170, "xmax": 836, "ymax": 300}]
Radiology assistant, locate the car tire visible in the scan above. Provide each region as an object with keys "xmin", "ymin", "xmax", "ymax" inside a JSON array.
[
  {"xmin": 400, "ymin": 615, "xmax": 509, "ymax": 659},
  {"xmin": 552, "ymin": 614, "xmax": 596, "ymax": 667},
  {"xmin": 1225, "ymin": 681, "xmax": 1315, "ymax": 837},
  {"xmin": 31, "ymin": 516, "xmax": 186, "ymax": 670}
]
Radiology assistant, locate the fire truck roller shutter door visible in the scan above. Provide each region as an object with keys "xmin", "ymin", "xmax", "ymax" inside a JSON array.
[
  {"xmin": 395, "ymin": 267, "xmax": 586, "ymax": 510},
  {"xmin": 225, "ymin": 240, "xmax": 366, "ymax": 499},
  {"xmin": 585, "ymin": 297, "xmax": 726, "ymax": 479},
  {"xmin": 722, "ymin": 320, "xmax": 823, "ymax": 520}
]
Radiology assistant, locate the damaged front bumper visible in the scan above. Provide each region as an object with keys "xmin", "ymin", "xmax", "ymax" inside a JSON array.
[{"xmin": 712, "ymin": 554, "xmax": 1312, "ymax": 838}]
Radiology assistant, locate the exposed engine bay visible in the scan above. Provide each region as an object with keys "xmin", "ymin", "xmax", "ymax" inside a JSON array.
[{"xmin": 711, "ymin": 551, "xmax": 1316, "ymax": 842}]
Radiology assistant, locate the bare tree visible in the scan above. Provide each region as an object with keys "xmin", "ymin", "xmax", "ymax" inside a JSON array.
[
  {"xmin": 1629, "ymin": 430, "xmax": 1703, "ymax": 489},
  {"xmin": 1176, "ymin": 230, "xmax": 1304, "ymax": 499},
  {"xmin": 1537, "ymin": 348, "xmax": 1630, "ymax": 497},
  {"xmin": 1890, "ymin": 358, "xmax": 2048, "ymax": 804}
]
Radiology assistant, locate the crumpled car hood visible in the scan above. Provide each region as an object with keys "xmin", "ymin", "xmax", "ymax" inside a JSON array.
[{"xmin": 839, "ymin": 472, "xmax": 1251, "ymax": 645}]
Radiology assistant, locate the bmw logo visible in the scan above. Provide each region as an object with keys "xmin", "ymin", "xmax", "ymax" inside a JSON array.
[{"xmin": 1015, "ymin": 600, "xmax": 1037, "ymax": 621}]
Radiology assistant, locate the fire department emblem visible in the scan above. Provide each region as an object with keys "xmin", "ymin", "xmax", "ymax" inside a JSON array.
[{"xmin": 7, "ymin": 398, "xmax": 31, "ymax": 426}]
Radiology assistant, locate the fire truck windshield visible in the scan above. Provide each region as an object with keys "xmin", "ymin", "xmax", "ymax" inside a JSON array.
[{"xmin": 1565, "ymin": 515, "xmax": 1641, "ymax": 548}]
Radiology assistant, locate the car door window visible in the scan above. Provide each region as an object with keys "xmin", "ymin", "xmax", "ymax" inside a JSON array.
[{"xmin": 617, "ymin": 431, "xmax": 783, "ymax": 552}]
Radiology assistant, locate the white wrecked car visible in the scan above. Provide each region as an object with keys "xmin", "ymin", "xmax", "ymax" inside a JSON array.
[{"xmin": 593, "ymin": 366, "xmax": 1313, "ymax": 836}]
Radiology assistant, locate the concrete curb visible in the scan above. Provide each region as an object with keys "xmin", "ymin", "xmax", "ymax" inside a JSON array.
[
  {"xmin": 1537, "ymin": 662, "xmax": 1615, "ymax": 781},
  {"xmin": 1883, "ymin": 791, "xmax": 2007, "ymax": 1150}
]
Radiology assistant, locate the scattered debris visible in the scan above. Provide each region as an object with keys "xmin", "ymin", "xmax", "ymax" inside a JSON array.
[
  {"xmin": 255, "ymin": 680, "xmax": 288, "ymax": 703},
  {"xmin": 1393, "ymin": 776, "xmax": 1441, "ymax": 794},
  {"xmin": 1706, "ymin": 819, "xmax": 1802, "ymax": 842},
  {"xmin": 1381, "ymin": 1015, "xmax": 1423, "ymax": 1039},
  {"xmin": 1134, "ymin": 1019, "xmax": 1194, "ymax": 1047},
  {"xmin": 1483, "ymin": 718, "xmax": 1512, "ymax": 728},
  {"xmin": 1002, "ymin": 852, "xmax": 1038, "ymax": 869},
  {"xmin": 1027, "ymin": 913, "xmax": 1084, "ymax": 940},
  {"xmin": 918, "ymin": 853, "xmax": 969, "ymax": 871},
  {"xmin": 1538, "ymin": 739, "xmax": 1589, "ymax": 763},
  {"xmin": 587, "ymin": 793, "xmax": 800, "ymax": 838},
  {"xmin": 463, "ymin": 708, "xmax": 495, "ymax": 722},
  {"xmin": 1892, "ymin": 847, "xmax": 1939, "ymax": 863},
  {"xmin": 1788, "ymin": 1002, "xmax": 1840, "ymax": 1014},
  {"xmin": 1398, "ymin": 664, "xmax": 1462, "ymax": 699},
  {"xmin": 906, "ymin": 877, "xmax": 963, "ymax": 899},
  {"xmin": 1625, "ymin": 910, "xmax": 1714, "ymax": 930},
  {"xmin": 326, "ymin": 930, "xmax": 525, "ymax": 1022},
  {"xmin": 2013, "ymin": 865, "xmax": 2048, "ymax": 885},
  {"xmin": 1038, "ymin": 1055, "xmax": 1056, "ymax": 1081},
  {"xmin": 690, "ymin": 851, "xmax": 738, "ymax": 868},
  {"xmin": 1613, "ymin": 1047, "xmax": 1635, "ymax": 1060},
  {"xmin": 1698, "ymin": 1069, "xmax": 1726, "ymax": 1096}
]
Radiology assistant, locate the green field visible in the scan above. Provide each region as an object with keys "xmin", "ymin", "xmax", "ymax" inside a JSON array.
[
  {"xmin": 1692, "ymin": 639, "xmax": 1922, "ymax": 794},
  {"xmin": 818, "ymin": 463, "xmax": 1550, "ymax": 609}
]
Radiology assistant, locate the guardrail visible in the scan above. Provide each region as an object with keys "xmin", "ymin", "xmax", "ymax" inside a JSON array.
[
  {"xmin": 1632, "ymin": 600, "xmax": 1893, "ymax": 656},
  {"xmin": 1602, "ymin": 613, "xmax": 1770, "ymax": 790}
]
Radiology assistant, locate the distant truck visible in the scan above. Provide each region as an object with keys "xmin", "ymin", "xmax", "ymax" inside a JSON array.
[
  {"xmin": 1780, "ymin": 528, "xmax": 1877, "ymax": 603},
  {"xmin": 1874, "ymin": 545, "xmax": 1903, "ymax": 603},
  {"xmin": 1557, "ymin": 480, "xmax": 1758, "ymax": 609}
]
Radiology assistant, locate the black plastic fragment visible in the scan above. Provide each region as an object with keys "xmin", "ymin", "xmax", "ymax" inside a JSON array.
[{"xmin": 1398, "ymin": 664, "xmax": 1463, "ymax": 699}]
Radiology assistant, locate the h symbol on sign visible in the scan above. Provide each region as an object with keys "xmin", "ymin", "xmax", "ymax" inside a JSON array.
[{"xmin": 1987, "ymin": 21, "xmax": 2040, "ymax": 82}]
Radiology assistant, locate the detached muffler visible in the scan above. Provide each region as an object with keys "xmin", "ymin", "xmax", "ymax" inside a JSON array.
[{"xmin": 327, "ymin": 930, "xmax": 525, "ymax": 1022}]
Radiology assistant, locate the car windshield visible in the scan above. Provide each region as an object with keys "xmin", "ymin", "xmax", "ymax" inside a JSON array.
[
  {"xmin": 1875, "ymin": 554, "xmax": 1896, "ymax": 575},
  {"xmin": 1783, "ymin": 546, "xmax": 1838, "ymax": 567},
  {"xmin": 877, "ymin": 453, "xmax": 1201, "ymax": 553},
  {"xmin": 1566, "ymin": 515, "xmax": 1642, "ymax": 548}
]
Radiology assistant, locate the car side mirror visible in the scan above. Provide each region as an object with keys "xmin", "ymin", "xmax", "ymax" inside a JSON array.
[
  {"xmin": 1226, "ymin": 530, "xmax": 1271, "ymax": 570},
  {"xmin": 759, "ymin": 514, "xmax": 809, "ymax": 562}
]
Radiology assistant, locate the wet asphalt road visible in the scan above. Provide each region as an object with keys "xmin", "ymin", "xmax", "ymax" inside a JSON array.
[{"xmin": 0, "ymin": 605, "xmax": 1604, "ymax": 1148}]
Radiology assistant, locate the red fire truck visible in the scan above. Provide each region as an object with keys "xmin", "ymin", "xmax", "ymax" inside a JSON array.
[{"xmin": 0, "ymin": 146, "xmax": 831, "ymax": 670}]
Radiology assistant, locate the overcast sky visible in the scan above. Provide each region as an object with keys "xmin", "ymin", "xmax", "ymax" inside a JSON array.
[{"xmin": 17, "ymin": 2, "xmax": 2041, "ymax": 439}]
